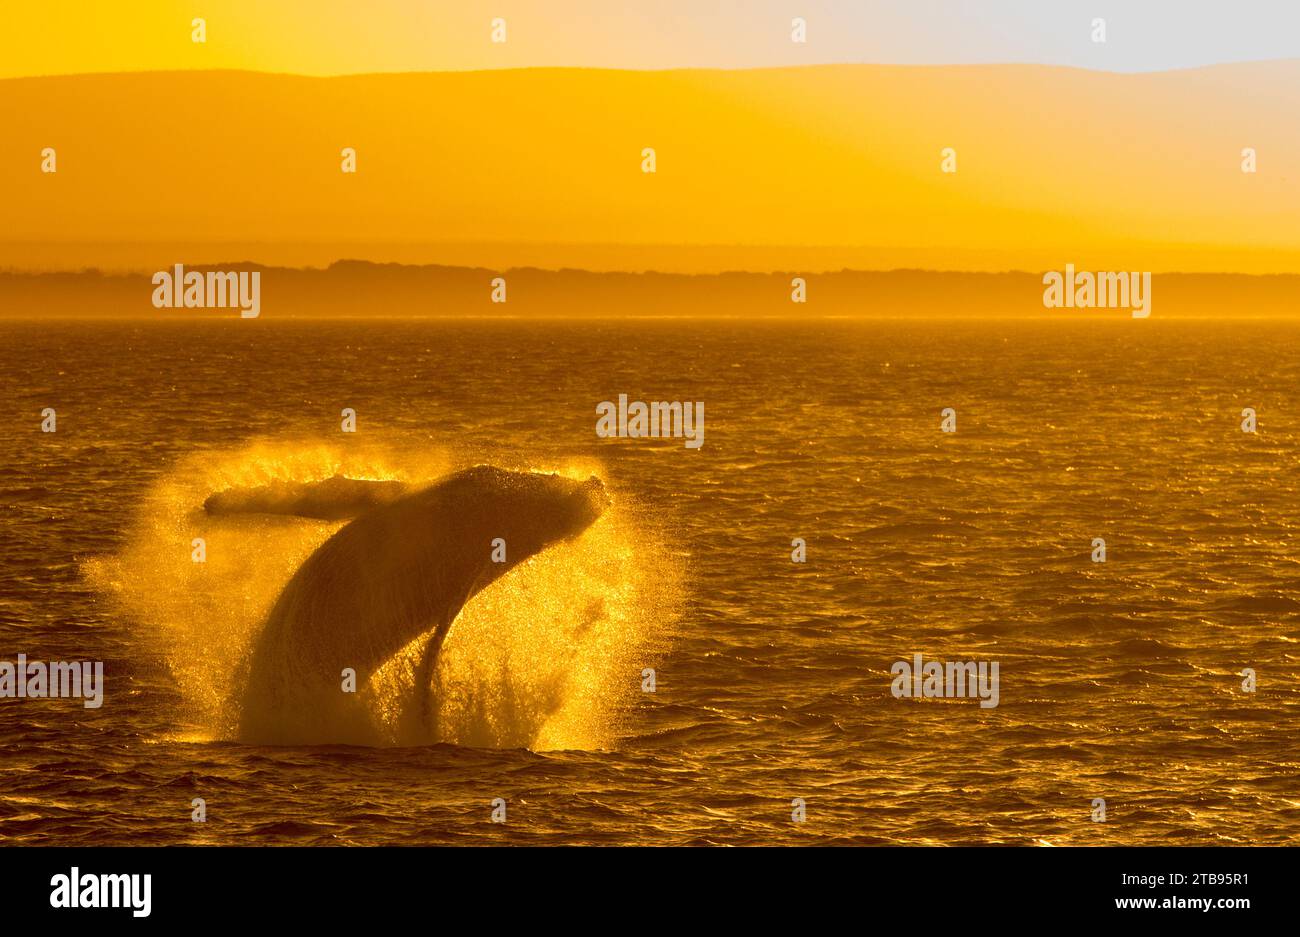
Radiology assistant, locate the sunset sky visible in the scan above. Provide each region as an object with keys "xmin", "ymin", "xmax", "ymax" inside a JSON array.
[
  {"xmin": 4, "ymin": 0, "xmax": 1300, "ymax": 77},
  {"xmin": 1, "ymin": 2, "xmax": 1297, "ymax": 275}
]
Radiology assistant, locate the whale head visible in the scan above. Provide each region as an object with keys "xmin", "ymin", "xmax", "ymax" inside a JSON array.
[
  {"xmin": 562, "ymin": 474, "xmax": 612, "ymax": 535},
  {"xmin": 442, "ymin": 465, "xmax": 611, "ymax": 555},
  {"xmin": 513, "ymin": 469, "xmax": 610, "ymax": 541}
]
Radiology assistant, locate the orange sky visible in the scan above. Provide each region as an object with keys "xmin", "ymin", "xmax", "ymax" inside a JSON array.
[
  {"xmin": 1, "ymin": 4, "xmax": 1298, "ymax": 275},
  {"xmin": 6, "ymin": 1, "xmax": 1300, "ymax": 77}
]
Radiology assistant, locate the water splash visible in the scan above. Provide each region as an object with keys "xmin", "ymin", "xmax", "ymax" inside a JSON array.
[{"xmin": 83, "ymin": 439, "xmax": 681, "ymax": 751}]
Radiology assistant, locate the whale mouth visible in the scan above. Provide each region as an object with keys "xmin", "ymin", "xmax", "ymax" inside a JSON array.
[{"xmin": 556, "ymin": 474, "xmax": 611, "ymax": 540}]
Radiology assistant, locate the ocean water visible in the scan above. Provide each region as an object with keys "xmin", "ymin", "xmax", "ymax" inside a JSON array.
[{"xmin": 1, "ymin": 318, "xmax": 1298, "ymax": 846}]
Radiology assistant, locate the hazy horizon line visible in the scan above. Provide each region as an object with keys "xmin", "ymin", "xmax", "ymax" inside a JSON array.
[{"xmin": 5, "ymin": 262, "xmax": 1300, "ymax": 280}]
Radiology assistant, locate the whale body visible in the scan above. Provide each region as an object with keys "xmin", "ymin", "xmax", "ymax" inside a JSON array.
[{"xmin": 230, "ymin": 465, "xmax": 610, "ymax": 744}]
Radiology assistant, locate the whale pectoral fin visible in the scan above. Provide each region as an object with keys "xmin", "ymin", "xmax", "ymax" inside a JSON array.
[
  {"xmin": 414, "ymin": 624, "xmax": 453, "ymax": 729},
  {"xmin": 204, "ymin": 476, "xmax": 411, "ymax": 520}
]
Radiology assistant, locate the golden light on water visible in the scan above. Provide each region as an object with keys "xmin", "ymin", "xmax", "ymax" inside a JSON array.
[{"xmin": 4, "ymin": 0, "xmax": 1297, "ymax": 880}]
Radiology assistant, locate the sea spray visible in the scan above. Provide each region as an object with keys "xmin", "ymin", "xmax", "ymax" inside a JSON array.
[
  {"xmin": 83, "ymin": 439, "xmax": 680, "ymax": 751},
  {"xmin": 371, "ymin": 506, "xmax": 679, "ymax": 750},
  {"xmin": 84, "ymin": 440, "xmax": 379, "ymax": 738}
]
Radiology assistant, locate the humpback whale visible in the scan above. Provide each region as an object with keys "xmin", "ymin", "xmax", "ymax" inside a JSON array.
[{"xmin": 224, "ymin": 466, "xmax": 610, "ymax": 745}]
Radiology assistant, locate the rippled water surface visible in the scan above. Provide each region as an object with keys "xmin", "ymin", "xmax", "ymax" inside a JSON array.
[{"xmin": 2, "ymin": 319, "xmax": 1298, "ymax": 845}]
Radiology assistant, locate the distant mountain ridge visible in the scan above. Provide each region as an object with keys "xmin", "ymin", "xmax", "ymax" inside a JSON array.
[{"xmin": 1, "ymin": 63, "xmax": 1298, "ymax": 274}]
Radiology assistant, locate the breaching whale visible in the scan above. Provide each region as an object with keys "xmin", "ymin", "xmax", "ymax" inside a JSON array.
[{"xmin": 223, "ymin": 465, "xmax": 610, "ymax": 745}]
